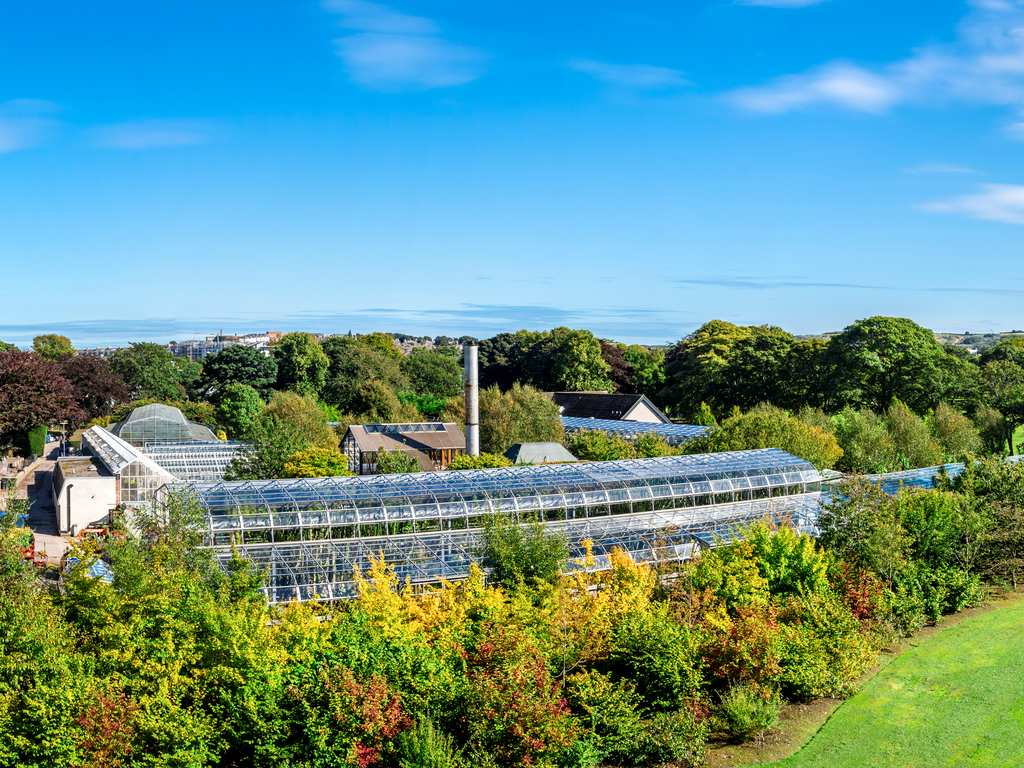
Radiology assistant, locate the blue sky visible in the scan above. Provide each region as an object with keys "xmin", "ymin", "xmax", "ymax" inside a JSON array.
[{"xmin": 2, "ymin": 0, "xmax": 1024, "ymax": 347}]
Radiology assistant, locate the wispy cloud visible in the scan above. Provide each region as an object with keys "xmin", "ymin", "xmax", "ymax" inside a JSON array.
[
  {"xmin": 904, "ymin": 162, "xmax": 983, "ymax": 174},
  {"xmin": 674, "ymin": 275, "xmax": 1024, "ymax": 296},
  {"xmin": 569, "ymin": 59, "xmax": 690, "ymax": 89},
  {"xmin": 726, "ymin": 0, "xmax": 1024, "ymax": 123},
  {"xmin": 0, "ymin": 99, "xmax": 62, "ymax": 153},
  {"xmin": 921, "ymin": 183, "xmax": 1024, "ymax": 225},
  {"xmin": 322, "ymin": 0, "xmax": 488, "ymax": 91},
  {"xmin": 737, "ymin": 0, "xmax": 831, "ymax": 7},
  {"xmin": 91, "ymin": 119, "xmax": 215, "ymax": 150}
]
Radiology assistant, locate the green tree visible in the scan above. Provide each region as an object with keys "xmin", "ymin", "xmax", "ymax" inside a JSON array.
[
  {"xmin": 216, "ymin": 383, "xmax": 265, "ymax": 439},
  {"xmin": 400, "ymin": 349, "xmax": 462, "ymax": 399},
  {"xmin": 0, "ymin": 340, "xmax": 18, "ymax": 352},
  {"xmin": 321, "ymin": 337, "xmax": 410, "ymax": 412},
  {"xmin": 686, "ymin": 404, "xmax": 843, "ymax": 470},
  {"xmin": 973, "ymin": 404, "xmax": 1006, "ymax": 454},
  {"xmin": 661, "ymin": 320, "xmax": 752, "ymax": 418},
  {"xmin": 480, "ymin": 514, "xmax": 569, "ymax": 591},
  {"xmin": 108, "ymin": 343, "xmax": 187, "ymax": 401},
  {"xmin": 981, "ymin": 359, "xmax": 1024, "ymax": 455},
  {"xmin": 283, "ymin": 447, "xmax": 352, "ymax": 478},
  {"xmin": 784, "ymin": 338, "xmax": 836, "ymax": 411},
  {"xmin": 359, "ymin": 331, "xmax": 402, "ymax": 360},
  {"xmin": 274, "ymin": 332, "xmax": 329, "ymax": 397},
  {"xmin": 883, "ymin": 400, "xmax": 943, "ymax": 470},
  {"xmin": 718, "ymin": 326, "xmax": 795, "ymax": 412},
  {"xmin": 827, "ymin": 317, "xmax": 947, "ymax": 413},
  {"xmin": 622, "ymin": 345, "xmax": 666, "ymax": 400},
  {"xmin": 930, "ymin": 402, "xmax": 982, "ymax": 461},
  {"xmin": 478, "ymin": 330, "xmax": 546, "ymax": 390},
  {"xmin": 32, "ymin": 334, "xmax": 75, "ymax": 361},
  {"xmin": 522, "ymin": 327, "xmax": 613, "ymax": 392},
  {"xmin": 199, "ymin": 345, "xmax": 278, "ymax": 401},
  {"xmin": 833, "ymin": 407, "xmax": 896, "ymax": 474},
  {"xmin": 479, "ymin": 383, "xmax": 563, "ymax": 454},
  {"xmin": 447, "ymin": 452, "xmax": 514, "ymax": 470}
]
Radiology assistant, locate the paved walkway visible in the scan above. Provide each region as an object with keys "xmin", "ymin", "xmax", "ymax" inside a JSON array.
[{"xmin": 17, "ymin": 440, "xmax": 71, "ymax": 565}]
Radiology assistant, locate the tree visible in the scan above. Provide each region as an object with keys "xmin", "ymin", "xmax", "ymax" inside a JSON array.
[
  {"xmin": 108, "ymin": 343, "xmax": 187, "ymax": 401},
  {"xmin": 0, "ymin": 340, "xmax": 18, "ymax": 352},
  {"xmin": 622, "ymin": 345, "xmax": 666, "ymax": 400},
  {"xmin": 599, "ymin": 341, "xmax": 632, "ymax": 393},
  {"xmin": 930, "ymin": 402, "xmax": 982, "ymax": 461},
  {"xmin": 282, "ymin": 447, "xmax": 352, "ymax": 478},
  {"xmin": 981, "ymin": 359, "xmax": 1024, "ymax": 455},
  {"xmin": 350, "ymin": 380, "xmax": 417, "ymax": 423},
  {"xmin": 478, "ymin": 331, "xmax": 545, "ymax": 390},
  {"xmin": 57, "ymin": 354, "xmax": 130, "ymax": 424},
  {"xmin": 480, "ymin": 514, "xmax": 569, "ymax": 591},
  {"xmin": 199, "ymin": 346, "xmax": 278, "ymax": 401},
  {"xmin": 447, "ymin": 453, "xmax": 514, "ymax": 470},
  {"xmin": 522, "ymin": 327, "xmax": 612, "ymax": 392},
  {"xmin": 400, "ymin": 349, "xmax": 462, "ymax": 399},
  {"xmin": 717, "ymin": 326, "xmax": 795, "ymax": 412},
  {"xmin": 446, "ymin": 383, "xmax": 563, "ymax": 455},
  {"xmin": 215, "ymin": 383, "xmax": 264, "ymax": 439},
  {"xmin": 661, "ymin": 320, "xmax": 752, "ymax": 418},
  {"xmin": 0, "ymin": 351, "xmax": 84, "ymax": 442},
  {"xmin": 827, "ymin": 317, "xmax": 947, "ymax": 413},
  {"xmin": 359, "ymin": 332, "xmax": 402, "ymax": 360},
  {"xmin": 226, "ymin": 391, "xmax": 338, "ymax": 480},
  {"xmin": 686, "ymin": 404, "xmax": 843, "ymax": 471},
  {"xmin": 273, "ymin": 332, "xmax": 329, "ymax": 397},
  {"xmin": 321, "ymin": 337, "xmax": 409, "ymax": 412},
  {"xmin": 32, "ymin": 334, "xmax": 75, "ymax": 361},
  {"xmin": 784, "ymin": 339, "xmax": 836, "ymax": 411}
]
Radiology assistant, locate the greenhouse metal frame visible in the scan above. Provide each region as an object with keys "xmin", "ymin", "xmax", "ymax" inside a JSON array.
[
  {"xmin": 143, "ymin": 441, "xmax": 242, "ymax": 482},
  {"xmin": 161, "ymin": 448, "xmax": 823, "ymax": 603},
  {"xmin": 561, "ymin": 416, "xmax": 710, "ymax": 446}
]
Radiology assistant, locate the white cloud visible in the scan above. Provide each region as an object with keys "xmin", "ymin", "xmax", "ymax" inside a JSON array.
[
  {"xmin": 0, "ymin": 100, "xmax": 62, "ymax": 153},
  {"xmin": 323, "ymin": 1, "xmax": 487, "ymax": 91},
  {"xmin": 905, "ymin": 162, "xmax": 983, "ymax": 174},
  {"xmin": 727, "ymin": 0, "xmax": 1024, "ymax": 121},
  {"xmin": 569, "ymin": 59, "xmax": 690, "ymax": 88},
  {"xmin": 738, "ymin": 0, "xmax": 831, "ymax": 6},
  {"xmin": 91, "ymin": 120, "xmax": 214, "ymax": 150},
  {"xmin": 921, "ymin": 183, "xmax": 1024, "ymax": 224}
]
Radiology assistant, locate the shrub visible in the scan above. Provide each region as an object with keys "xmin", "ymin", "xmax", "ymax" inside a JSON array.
[
  {"xmin": 686, "ymin": 404, "xmax": 843, "ymax": 470},
  {"xmin": 626, "ymin": 708, "xmax": 708, "ymax": 768},
  {"xmin": 480, "ymin": 514, "xmax": 568, "ymax": 591},
  {"xmin": 703, "ymin": 605, "xmax": 784, "ymax": 690},
  {"xmin": 745, "ymin": 523, "xmax": 831, "ymax": 598},
  {"xmin": 563, "ymin": 429, "xmax": 636, "ymax": 462},
  {"xmin": 929, "ymin": 402, "xmax": 981, "ymax": 461},
  {"xmin": 565, "ymin": 670, "xmax": 644, "ymax": 762},
  {"xmin": 376, "ymin": 448, "xmax": 420, "ymax": 475},
  {"xmin": 446, "ymin": 453, "xmax": 513, "ymax": 470},
  {"xmin": 884, "ymin": 400, "xmax": 943, "ymax": 470},
  {"xmin": 608, "ymin": 606, "xmax": 704, "ymax": 712},
  {"xmin": 283, "ymin": 447, "xmax": 353, "ymax": 478},
  {"xmin": 715, "ymin": 683, "xmax": 783, "ymax": 741},
  {"xmin": 833, "ymin": 407, "xmax": 896, "ymax": 474},
  {"xmin": 463, "ymin": 627, "xmax": 578, "ymax": 768},
  {"xmin": 396, "ymin": 718, "xmax": 464, "ymax": 768},
  {"xmin": 972, "ymin": 404, "xmax": 1006, "ymax": 454}
]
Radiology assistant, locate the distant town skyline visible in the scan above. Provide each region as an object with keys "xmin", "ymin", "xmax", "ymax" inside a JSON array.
[{"xmin": 4, "ymin": 1, "xmax": 1024, "ymax": 343}]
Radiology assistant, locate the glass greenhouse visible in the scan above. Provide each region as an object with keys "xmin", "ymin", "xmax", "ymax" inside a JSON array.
[
  {"xmin": 108, "ymin": 403, "xmax": 218, "ymax": 446},
  {"xmin": 162, "ymin": 448, "xmax": 823, "ymax": 604},
  {"xmin": 143, "ymin": 442, "xmax": 242, "ymax": 482},
  {"xmin": 82, "ymin": 427, "xmax": 176, "ymax": 505},
  {"xmin": 561, "ymin": 417, "xmax": 710, "ymax": 446}
]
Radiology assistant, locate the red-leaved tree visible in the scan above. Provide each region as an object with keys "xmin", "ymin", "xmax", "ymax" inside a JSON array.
[
  {"xmin": 58, "ymin": 353, "xmax": 130, "ymax": 425},
  {"xmin": 0, "ymin": 351, "xmax": 84, "ymax": 439}
]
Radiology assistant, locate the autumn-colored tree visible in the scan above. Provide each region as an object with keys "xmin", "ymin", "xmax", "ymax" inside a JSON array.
[
  {"xmin": 0, "ymin": 351, "xmax": 84, "ymax": 441},
  {"xmin": 57, "ymin": 354, "xmax": 130, "ymax": 424},
  {"xmin": 283, "ymin": 447, "xmax": 352, "ymax": 478},
  {"xmin": 32, "ymin": 334, "xmax": 75, "ymax": 361}
]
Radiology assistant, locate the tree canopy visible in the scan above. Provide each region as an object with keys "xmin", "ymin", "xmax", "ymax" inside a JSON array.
[
  {"xmin": 57, "ymin": 354, "xmax": 130, "ymax": 425},
  {"xmin": 320, "ymin": 337, "xmax": 409, "ymax": 412},
  {"xmin": 108, "ymin": 343, "xmax": 188, "ymax": 401},
  {"xmin": 274, "ymin": 332, "xmax": 329, "ymax": 397},
  {"xmin": 0, "ymin": 351, "xmax": 84, "ymax": 439},
  {"xmin": 200, "ymin": 345, "xmax": 278, "ymax": 401},
  {"xmin": 32, "ymin": 334, "xmax": 75, "ymax": 361},
  {"xmin": 400, "ymin": 349, "xmax": 462, "ymax": 399}
]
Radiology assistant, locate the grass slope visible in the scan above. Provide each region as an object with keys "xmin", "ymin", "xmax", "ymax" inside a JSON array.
[{"xmin": 765, "ymin": 600, "xmax": 1024, "ymax": 768}]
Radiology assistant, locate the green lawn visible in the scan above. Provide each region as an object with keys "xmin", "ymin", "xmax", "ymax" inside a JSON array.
[{"xmin": 764, "ymin": 600, "xmax": 1024, "ymax": 768}]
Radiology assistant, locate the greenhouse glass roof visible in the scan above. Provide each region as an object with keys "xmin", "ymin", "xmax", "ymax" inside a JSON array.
[
  {"xmin": 110, "ymin": 403, "xmax": 218, "ymax": 446},
  {"xmin": 143, "ymin": 442, "xmax": 242, "ymax": 482},
  {"xmin": 561, "ymin": 417, "xmax": 710, "ymax": 445}
]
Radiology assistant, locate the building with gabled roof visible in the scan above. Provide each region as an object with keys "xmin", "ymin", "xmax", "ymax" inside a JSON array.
[
  {"xmin": 341, "ymin": 422, "xmax": 466, "ymax": 475},
  {"xmin": 547, "ymin": 392, "xmax": 671, "ymax": 423}
]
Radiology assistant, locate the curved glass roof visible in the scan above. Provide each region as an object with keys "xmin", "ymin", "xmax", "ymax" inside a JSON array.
[
  {"xmin": 561, "ymin": 417, "xmax": 709, "ymax": 445},
  {"xmin": 110, "ymin": 404, "xmax": 218, "ymax": 446}
]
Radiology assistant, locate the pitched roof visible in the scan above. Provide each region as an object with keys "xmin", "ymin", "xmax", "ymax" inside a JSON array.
[
  {"xmin": 547, "ymin": 392, "xmax": 671, "ymax": 423},
  {"xmin": 344, "ymin": 423, "xmax": 466, "ymax": 454},
  {"xmin": 503, "ymin": 442, "xmax": 578, "ymax": 465}
]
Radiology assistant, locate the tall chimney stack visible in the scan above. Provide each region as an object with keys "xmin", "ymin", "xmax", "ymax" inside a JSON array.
[{"xmin": 464, "ymin": 344, "xmax": 480, "ymax": 456}]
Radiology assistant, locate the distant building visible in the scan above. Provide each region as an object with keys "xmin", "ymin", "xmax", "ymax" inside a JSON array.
[
  {"xmin": 547, "ymin": 392, "xmax": 671, "ymax": 424},
  {"xmin": 503, "ymin": 442, "xmax": 578, "ymax": 465},
  {"xmin": 341, "ymin": 423, "xmax": 466, "ymax": 475}
]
